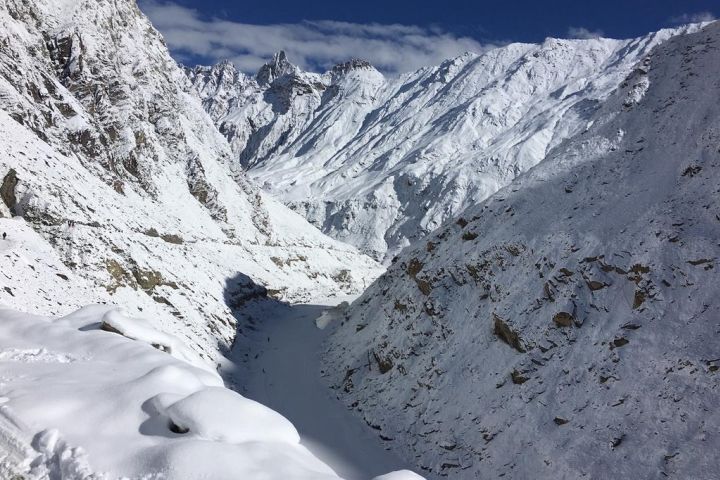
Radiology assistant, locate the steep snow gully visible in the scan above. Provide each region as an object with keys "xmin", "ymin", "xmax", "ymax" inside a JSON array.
[{"xmin": 223, "ymin": 295, "xmax": 416, "ymax": 480}]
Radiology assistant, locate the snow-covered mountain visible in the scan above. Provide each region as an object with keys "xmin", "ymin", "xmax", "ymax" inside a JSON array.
[
  {"xmin": 0, "ymin": 0, "xmax": 382, "ymax": 361},
  {"xmin": 321, "ymin": 22, "xmax": 720, "ymax": 479},
  {"xmin": 188, "ymin": 25, "xmax": 703, "ymax": 263},
  {"xmin": 0, "ymin": 0, "xmax": 404, "ymax": 477}
]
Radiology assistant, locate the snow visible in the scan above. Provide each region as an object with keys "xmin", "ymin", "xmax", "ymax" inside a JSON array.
[
  {"xmin": 189, "ymin": 25, "xmax": 705, "ymax": 263},
  {"xmin": 322, "ymin": 22, "xmax": 720, "ymax": 479},
  {"xmin": 0, "ymin": 301, "xmax": 425, "ymax": 479},
  {"xmin": 162, "ymin": 387, "xmax": 301, "ymax": 445},
  {"xmin": 0, "ymin": 0, "xmax": 716, "ymax": 478},
  {"xmin": 0, "ymin": 305, "xmax": 345, "ymax": 479},
  {"xmin": 0, "ymin": 0, "xmax": 384, "ymax": 365},
  {"xmin": 372, "ymin": 472, "xmax": 427, "ymax": 480},
  {"xmin": 100, "ymin": 308, "xmax": 217, "ymax": 375},
  {"xmin": 227, "ymin": 298, "xmax": 414, "ymax": 480},
  {"xmin": 0, "ymin": 1, "xmax": 413, "ymax": 477}
]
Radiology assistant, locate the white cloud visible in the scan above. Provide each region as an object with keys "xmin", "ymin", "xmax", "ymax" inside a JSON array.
[
  {"xmin": 138, "ymin": 1, "xmax": 494, "ymax": 74},
  {"xmin": 670, "ymin": 12, "xmax": 716, "ymax": 25},
  {"xmin": 566, "ymin": 27, "xmax": 605, "ymax": 39}
]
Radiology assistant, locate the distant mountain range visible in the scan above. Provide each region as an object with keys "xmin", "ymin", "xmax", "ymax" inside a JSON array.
[{"xmin": 187, "ymin": 24, "xmax": 701, "ymax": 263}]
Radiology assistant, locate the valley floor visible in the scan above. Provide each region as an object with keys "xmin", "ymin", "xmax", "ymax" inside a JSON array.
[{"xmin": 225, "ymin": 299, "xmax": 414, "ymax": 480}]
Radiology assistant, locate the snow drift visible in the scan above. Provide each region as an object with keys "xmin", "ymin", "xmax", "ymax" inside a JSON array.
[{"xmin": 0, "ymin": 305, "xmax": 342, "ymax": 479}]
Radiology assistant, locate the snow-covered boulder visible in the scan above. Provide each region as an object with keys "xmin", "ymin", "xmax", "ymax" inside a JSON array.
[
  {"xmin": 0, "ymin": 306, "xmax": 339, "ymax": 479},
  {"xmin": 160, "ymin": 387, "xmax": 300, "ymax": 445}
]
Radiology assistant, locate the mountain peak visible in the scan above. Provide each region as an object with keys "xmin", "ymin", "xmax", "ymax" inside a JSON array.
[
  {"xmin": 331, "ymin": 58, "xmax": 375, "ymax": 75},
  {"xmin": 256, "ymin": 50, "xmax": 297, "ymax": 86}
]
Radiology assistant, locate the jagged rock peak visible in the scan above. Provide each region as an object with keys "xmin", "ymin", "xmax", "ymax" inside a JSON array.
[
  {"xmin": 331, "ymin": 58, "xmax": 375, "ymax": 75},
  {"xmin": 187, "ymin": 60, "xmax": 242, "ymax": 83},
  {"xmin": 256, "ymin": 50, "xmax": 297, "ymax": 86}
]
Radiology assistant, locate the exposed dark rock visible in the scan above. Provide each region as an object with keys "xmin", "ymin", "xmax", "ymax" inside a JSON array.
[
  {"xmin": 257, "ymin": 51, "xmax": 295, "ymax": 86},
  {"xmin": 168, "ymin": 420, "xmax": 189, "ymax": 434},
  {"xmin": 613, "ymin": 337, "xmax": 630, "ymax": 348},
  {"xmin": 1, "ymin": 169, "xmax": 19, "ymax": 215},
  {"xmin": 407, "ymin": 258, "xmax": 432, "ymax": 295},
  {"xmin": 105, "ymin": 259, "xmax": 135, "ymax": 293},
  {"xmin": 331, "ymin": 59, "xmax": 374, "ymax": 75},
  {"xmin": 511, "ymin": 369, "xmax": 528, "ymax": 384},
  {"xmin": 394, "ymin": 300, "xmax": 408, "ymax": 312},
  {"xmin": 132, "ymin": 268, "xmax": 164, "ymax": 292},
  {"xmin": 160, "ymin": 233, "xmax": 183, "ymax": 245},
  {"xmin": 553, "ymin": 312, "xmax": 574, "ymax": 327},
  {"xmin": 373, "ymin": 350, "xmax": 393, "ymax": 374},
  {"xmin": 632, "ymin": 290, "xmax": 646, "ymax": 309},
  {"xmin": 687, "ymin": 258, "xmax": 714, "ymax": 266},
  {"xmin": 494, "ymin": 314, "xmax": 525, "ymax": 352},
  {"xmin": 407, "ymin": 258, "xmax": 423, "ymax": 277},
  {"xmin": 681, "ymin": 165, "xmax": 702, "ymax": 177}
]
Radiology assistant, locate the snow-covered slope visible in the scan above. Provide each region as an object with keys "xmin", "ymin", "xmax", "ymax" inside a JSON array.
[
  {"xmin": 321, "ymin": 22, "xmax": 720, "ymax": 479},
  {"xmin": 188, "ymin": 25, "xmax": 703, "ymax": 263},
  {"xmin": 0, "ymin": 0, "xmax": 382, "ymax": 360},
  {"xmin": 0, "ymin": 218, "xmax": 420, "ymax": 479},
  {"xmin": 0, "ymin": 305, "xmax": 343, "ymax": 480}
]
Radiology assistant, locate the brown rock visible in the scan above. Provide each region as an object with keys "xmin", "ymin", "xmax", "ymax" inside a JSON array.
[
  {"xmin": 493, "ymin": 314, "xmax": 525, "ymax": 352},
  {"xmin": 553, "ymin": 312, "xmax": 574, "ymax": 327}
]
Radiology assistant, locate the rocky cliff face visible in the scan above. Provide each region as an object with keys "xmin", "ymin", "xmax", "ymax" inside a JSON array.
[
  {"xmin": 321, "ymin": 22, "xmax": 720, "ymax": 479},
  {"xmin": 0, "ymin": 0, "xmax": 382, "ymax": 360},
  {"xmin": 188, "ymin": 25, "xmax": 703, "ymax": 263}
]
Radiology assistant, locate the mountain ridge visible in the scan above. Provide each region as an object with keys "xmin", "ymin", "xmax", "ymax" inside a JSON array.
[
  {"xmin": 0, "ymin": 0, "xmax": 383, "ymax": 361},
  {"xmin": 321, "ymin": 21, "xmax": 720, "ymax": 479},
  {"xmin": 188, "ymin": 24, "xmax": 707, "ymax": 263}
]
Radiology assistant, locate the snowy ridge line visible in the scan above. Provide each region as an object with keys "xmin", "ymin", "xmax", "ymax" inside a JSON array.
[{"xmin": 188, "ymin": 23, "xmax": 708, "ymax": 263}]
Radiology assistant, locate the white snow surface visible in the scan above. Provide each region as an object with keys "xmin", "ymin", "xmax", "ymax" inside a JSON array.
[
  {"xmin": 0, "ymin": 222, "xmax": 424, "ymax": 478},
  {"xmin": 0, "ymin": 0, "xmax": 383, "ymax": 363},
  {"xmin": 322, "ymin": 22, "xmax": 720, "ymax": 479},
  {"xmin": 0, "ymin": 306, "xmax": 343, "ymax": 480},
  {"xmin": 226, "ymin": 298, "xmax": 416, "ymax": 480},
  {"xmin": 188, "ymin": 25, "xmax": 706, "ymax": 263}
]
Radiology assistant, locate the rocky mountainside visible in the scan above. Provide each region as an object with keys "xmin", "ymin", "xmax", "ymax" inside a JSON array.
[
  {"xmin": 0, "ymin": 0, "xmax": 382, "ymax": 361},
  {"xmin": 187, "ymin": 25, "xmax": 702, "ymax": 263},
  {"xmin": 321, "ymin": 22, "xmax": 720, "ymax": 479}
]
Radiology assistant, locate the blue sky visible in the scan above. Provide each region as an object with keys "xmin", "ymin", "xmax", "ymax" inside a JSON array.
[{"xmin": 140, "ymin": 0, "xmax": 718, "ymax": 74}]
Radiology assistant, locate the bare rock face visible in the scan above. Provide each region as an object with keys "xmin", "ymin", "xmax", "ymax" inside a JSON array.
[
  {"xmin": 1, "ymin": 168, "xmax": 18, "ymax": 215},
  {"xmin": 322, "ymin": 23, "xmax": 720, "ymax": 479}
]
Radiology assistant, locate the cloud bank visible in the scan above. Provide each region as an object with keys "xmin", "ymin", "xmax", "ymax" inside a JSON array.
[
  {"xmin": 566, "ymin": 27, "xmax": 605, "ymax": 39},
  {"xmin": 139, "ymin": 1, "xmax": 493, "ymax": 74},
  {"xmin": 669, "ymin": 12, "xmax": 716, "ymax": 25}
]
